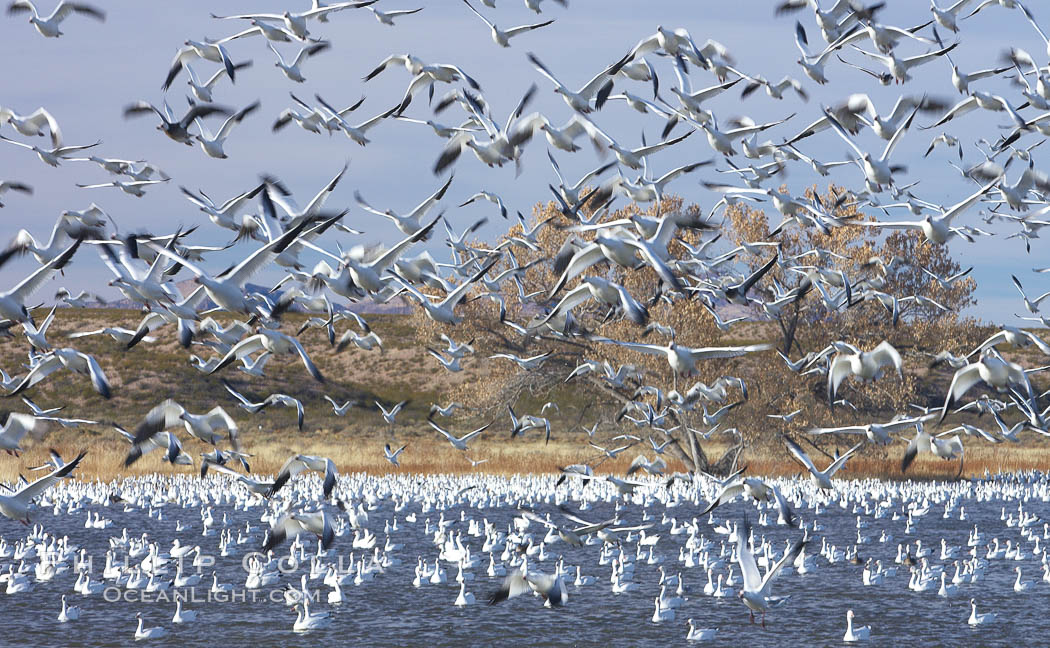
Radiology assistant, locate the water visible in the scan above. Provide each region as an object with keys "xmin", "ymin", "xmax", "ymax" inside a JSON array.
[{"xmin": 3, "ymin": 472, "xmax": 1049, "ymax": 647}]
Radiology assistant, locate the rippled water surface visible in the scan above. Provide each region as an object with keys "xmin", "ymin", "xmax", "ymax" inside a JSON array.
[{"xmin": 3, "ymin": 473, "xmax": 1050, "ymax": 647}]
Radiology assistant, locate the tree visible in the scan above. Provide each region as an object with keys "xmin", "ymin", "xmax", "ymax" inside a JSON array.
[{"xmin": 407, "ymin": 188, "xmax": 984, "ymax": 474}]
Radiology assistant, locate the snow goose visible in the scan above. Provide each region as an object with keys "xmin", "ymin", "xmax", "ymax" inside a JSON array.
[
  {"xmin": 0, "ymin": 133, "xmax": 98, "ymax": 167},
  {"xmin": 267, "ymin": 41, "xmax": 329, "ymax": 83},
  {"xmin": 58, "ymin": 594, "xmax": 80, "ymax": 622},
  {"xmin": 134, "ymin": 614, "xmax": 167, "ymax": 640},
  {"xmin": 785, "ymin": 437, "xmax": 863, "ymax": 489},
  {"xmin": 383, "ymin": 443, "xmax": 407, "ymax": 467},
  {"xmin": 172, "ymin": 601, "xmax": 197, "ymax": 624},
  {"xmin": 292, "ymin": 601, "xmax": 330, "ymax": 632},
  {"xmin": 263, "ymin": 510, "xmax": 335, "ymax": 552},
  {"xmin": 193, "ymin": 100, "xmax": 260, "ymax": 158},
  {"xmin": 0, "ymin": 106, "xmax": 61, "ymax": 146},
  {"xmin": 736, "ymin": 518, "xmax": 805, "ymax": 626},
  {"xmin": 355, "ymin": 175, "xmax": 451, "ymax": 236},
  {"xmin": 1014, "ymin": 566, "xmax": 1033, "ymax": 592},
  {"xmin": 454, "ymin": 580, "xmax": 475, "ymax": 606},
  {"xmin": 7, "ymin": 0, "xmax": 104, "ymax": 37},
  {"xmin": 826, "ymin": 341, "xmax": 902, "ymax": 404},
  {"xmin": 968, "ymin": 598, "xmax": 997, "ymax": 625},
  {"xmin": 0, "ymin": 450, "xmax": 84, "ymax": 521},
  {"xmin": 843, "ymin": 609, "xmax": 871, "ymax": 641},
  {"xmin": 269, "ymin": 454, "xmax": 339, "ymax": 499},
  {"xmin": 123, "ymin": 101, "xmax": 232, "ymax": 146},
  {"xmin": 686, "ymin": 620, "xmax": 717, "ymax": 641},
  {"xmin": 526, "ymin": 51, "xmax": 628, "ymax": 113},
  {"xmin": 461, "ymin": 0, "xmax": 553, "ymax": 47},
  {"xmin": 847, "ymin": 176, "xmax": 998, "ymax": 244},
  {"xmin": 938, "ymin": 348, "xmax": 1038, "ymax": 423},
  {"xmin": 368, "ymin": 5, "xmax": 422, "ymax": 25}
]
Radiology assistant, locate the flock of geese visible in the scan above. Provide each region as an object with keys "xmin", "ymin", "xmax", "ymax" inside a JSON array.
[{"xmin": 4, "ymin": 0, "xmax": 1050, "ymax": 642}]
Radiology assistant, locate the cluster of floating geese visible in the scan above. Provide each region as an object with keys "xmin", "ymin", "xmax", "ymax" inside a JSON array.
[
  {"xmin": 6, "ymin": 0, "xmax": 1050, "ymax": 641},
  {"xmin": 2, "ymin": 466, "xmax": 1050, "ymax": 641}
]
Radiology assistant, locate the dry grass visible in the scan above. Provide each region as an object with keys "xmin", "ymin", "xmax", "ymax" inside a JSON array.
[
  {"xmin": 3, "ymin": 428, "xmax": 1047, "ymax": 483},
  {"xmin": 3, "ymin": 308, "xmax": 1049, "ymax": 484}
]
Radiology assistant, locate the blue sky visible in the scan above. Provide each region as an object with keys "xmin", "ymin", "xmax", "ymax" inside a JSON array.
[{"xmin": 1, "ymin": 0, "xmax": 1045, "ymax": 324}]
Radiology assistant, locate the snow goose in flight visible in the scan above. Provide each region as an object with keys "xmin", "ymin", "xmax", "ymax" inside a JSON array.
[
  {"xmin": 355, "ymin": 176, "xmax": 451, "ymax": 235},
  {"xmin": 210, "ymin": 1, "xmax": 371, "ymax": 39},
  {"xmin": 429, "ymin": 419, "xmax": 490, "ymax": 451},
  {"xmin": 123, "ymin": 100, "xmax": 233, "ymax": 146},
  {"xmin": 489, "ymin": 558, "xmax": 566, "ymax": 606},
  {"xmin": 938, "ymin": 348, "xmax": 1038, "ymax": 422},
  {"xmin": 269, "ymin": 454, "xmax": 338, "ymax": 498},
  {"xmin": 146, "ymin": 214, "xmax": 340, "ymax": 317},
  {"xmin": 6, "ymin": 347, "xmax": 109, "ymax": 399},
  {"xmin": 0, "ymin": 450, "xmax": 84, "ymax": 522},
  {"xmin": 826, "ymin": 340, "xmax": 902, "ymax": 404},
  {"xmin": 525, "ymin": 51, "xmax": 629, "ymax": 113},
  {"xmin": 627, "ymin": 26, "xmax": 706, "ymax": 67},
  {"xmin": 75, "ymin": 178, "xmax": 167, "ymax": 197},
  {"xmin": 0, "ymin": 106, "xmax": 62, "ymax": 146},
  {"xmin": 262, "ymin": 510, "xmax": 334, "ymax": 552},
  {"xmin": 540, "ymin": 277, "xmax": 649, "ymax": 326},
  {"xmin": 845, "ymin": 176, "xmax": 999, "ymax": 244},
  {"xmin": 162, "ymin": 38, "xmax": 239, "ymax": 90},
  {"xmin": 850, "ymin": 41, "xmax": 958, "ymax": 84},
  {"xmin": 461, "ymin": 0, "xmax": 553, "ymax": 47},
  {"xmin": 969, "ymin": 323, "xmax": 1050, "ymax": 355},
  {"xmin": 808, "ymin": 414, "xmax": 934, "ymax": 446},
  {"xmin": 323, "ymin": 395, "xmax": 355, "ymax": 416},
  {"xmin": 736, "ymin": 518, "xmax": 805, "ymax": 626},
  {"xmin": 206, "ymin": 464, "xmax": 273, "ymax": 495},
  {"xmin": 376, "ymin": 399, "xmax": 407, "ymax": 428},
  {"xmin": 785, "ymin": 437, "xmax": 862, "ymax": 490},
  {"xmin": 267, "ymin": 41, "xmax": 328, "ymax": 83},
  {"xmin": 192, "ymin": 100, "xmax": 260, "ymax": 158},
  {"xmin": 7, "ymin": 1, "xmax": 104, "ymax": 38},
  {"xmin": 368, "ymin": 5, "xmax": 421, "ymax": 25},
  {"xmin": 0, "ymin": 133, "xmax": 97, "ymax": 167},
  {"xmin": 0, "ymin": 412, "xmax": 48, "ymax": 454},
  {"xmin": 1011, "ymin": 275, "xmax": 1050, "ymax": 313},
  {"xmin": 313, "ymin": 94, "xmax": 394, "ymax": 146},
  {"xmin": 184, "ymin": 62, "xmax": 251, "ymax": 103},
  {"xmin": 822, "ymin": 102, "xmax": 918, "ymax": 187},
  {"xmin": 389, "ymin": 257, "xmax": 499, "ymax": 324},
  {"xmin": 383, "ymin": 443, "xmax": 406, "ymax": 467},
  {"xmin": 0, "ymin": 179, "xmax": 32, "ymax": 207},
  {"xmin": 594, "ymin": 335, "xmax": 772, "ymax": 385},
  {"xmin": 223, "ymin": 380, "xmax": 307, "ymax": 429},
  {"xmin": 180, "ymin": 183, "xmax": 263, "ymax": 231}
]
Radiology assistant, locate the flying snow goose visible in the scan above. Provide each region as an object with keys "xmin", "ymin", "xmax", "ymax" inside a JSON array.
[
  {"xmin": 0, "ymin": 106, "xmax": 62, "ymax": 146},
  {"xmin": 262, "ymin": 510, "xmax": 334, "ymax": 551},
  {"xmin": 7, "ymin": 0, "xmax": 104, "ymax": 38},
  {"xmin": 736, "ymin": 518, "xmax": 805, "ymax": 626},
  {"xmin": 5, "ymin": 347, "xmax": 110, "ymax": 399},
  {"xmin": 268, "ymin": 454, "xmax": 338, "ymax": 498},
  {"xmin": 193, "ymin": 100, "xmax": 260, "ymax": 158},
  {"xmin": 785, "ymin": 437, "xmax": 863, "ymax": 490},
  {"xmin": 0, "ymin": 450, "xmax": 85, "ymax": 521},
  {"xmin": 223, "ymin": 381, "xmax": 307, "ymax": 430},
  {"xmin": 123, "ymin": 101, "xmax": 232, "ymax": 146},
  {"xmin": 0, "ymin": 133, "xmax": 98, "ymax": 167},
  {"xmin": 826, "ymin": 340, "xmax": 902, "ymax": 404},
  {"xmin": 461, "ymin": 0, "xmax": 553, "ymax": 47}
]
